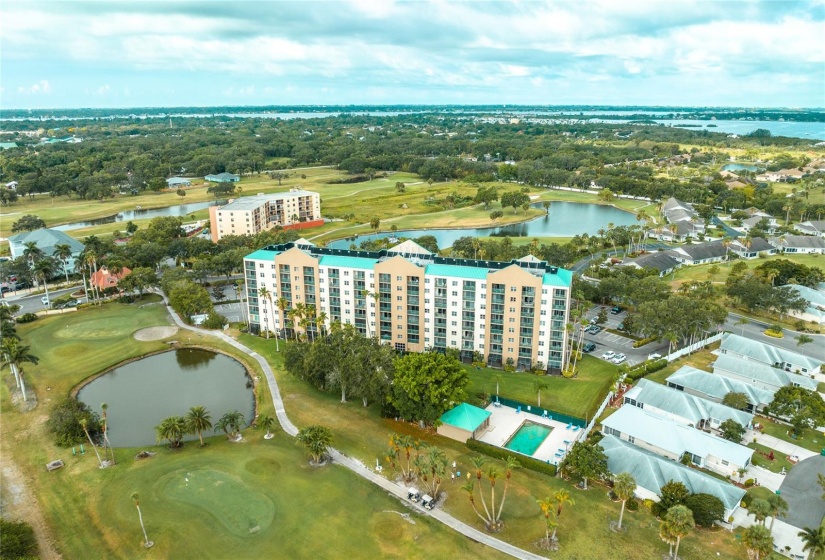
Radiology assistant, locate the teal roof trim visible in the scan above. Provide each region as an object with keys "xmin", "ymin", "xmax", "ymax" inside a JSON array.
[
  {"xmin": 319, "ymin": 255, "xmax": 376, "ymax": 270},
  {"xmin": 542, "ymin": 268, "xmax": 572, "ymax": 288},
  {"xmin": 440, "ymin": 403, "xmax": 491, "ymax": 432},
  {"xmin": 425, "ymin": 264, "xmax": 488, "ymax": 280},
  {"xmin": 246, "ymin": 249, "xmax": 280, "ymax": 261}
]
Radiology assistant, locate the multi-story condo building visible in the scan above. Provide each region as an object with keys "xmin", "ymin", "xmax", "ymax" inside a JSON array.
[
  {"xmin": 243, "ymin": 239, "xmax": 573, "ymax": 373},
  {"xmin": 209, "ymin": 189, "xmax": 322, "ymax": 242}
]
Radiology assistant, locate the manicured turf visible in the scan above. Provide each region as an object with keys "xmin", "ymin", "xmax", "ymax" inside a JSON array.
[{"xmin": 757, "ymin": 417, "xmax": 825, "ymax": 454}]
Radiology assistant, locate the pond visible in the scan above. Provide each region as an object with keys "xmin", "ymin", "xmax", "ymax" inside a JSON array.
[
  {"xmin": 77, "ymin": 349, "xmax": 255, "ymax": 447},
  {"xmin": 53, "ymin": 200, "xmax": 225, "ymax": 232},
  {"xmin": 327, "ymin": 201, "xmax": 638, "ymax": 250}
]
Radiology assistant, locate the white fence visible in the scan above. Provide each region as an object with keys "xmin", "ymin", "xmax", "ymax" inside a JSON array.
[
  {"xmin": 666, "ymin": 332, "xmax": 725, "ymax": 362},
  {"xmin": 581, "ymin": 390, "xmax": 613, "ymax": 439}
]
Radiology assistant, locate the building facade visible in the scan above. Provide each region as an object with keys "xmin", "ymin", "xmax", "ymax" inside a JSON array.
[
  {"xmin": 243, "ymin": 239, "xmax": 573, "ymax": 372},
  {"xmin": 209, "ymin": 189, "xmax": 322, "ymax": 242}
]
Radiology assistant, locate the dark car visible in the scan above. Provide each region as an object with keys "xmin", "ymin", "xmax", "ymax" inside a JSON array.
[
  {"xmin": 617, "ymin": 322, "xmax": 625, "ymax": 331},
  {"xmin": 582, "ymin": 342, "xmax": 596, "ymax": 353}
]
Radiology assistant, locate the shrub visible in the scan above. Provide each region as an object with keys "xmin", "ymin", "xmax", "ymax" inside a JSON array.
[
  {"xmin": 684, "ymin": 493, "xmax": 725, "ymax": 527},
  {"xmin": 626, "ymin": 498, "xmax": 640, "ymax": 512},
  {"xmin": 0, "ymin": 518, "xmax": 39, "ymax": 559},
  {"xmin": 632, "ymin": 336, "xmax": 658, "ymax": 348},
  {"xmin": 466, "ymin": 439, "xmax": 556, "ymax": 477},
  {"xmin": 625, "ymin": 359, "xmax": 668, "ymax": 381},
  {"xmin": 46, "ymin": 397, "xmax": 102, "ymax": 447},
  {"xmin": 15, "ymin": 313, "xmax": 37, "ymax": 324},
  {"xmin": 744, "ymin": 478, "xmax": 755, "ymax": 488},
  {"xmin": 201, "ymin": 311, "xmax": 228, "ymax": 329}
]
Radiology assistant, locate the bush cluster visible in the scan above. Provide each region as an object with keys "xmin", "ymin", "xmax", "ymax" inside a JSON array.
[
  {"xmin": 466, "ymin": 439, "xmax": 556, "ymax": 477},
  {"xmin": 46, "ymin": 397, "xmax": 102, "ymax": 447},
  {"xmin": 15, "ymin": 313, "xmax": 37, "ymax": 324},
  {"xmin": 632, "ymin": 336, "xmax": 658, "ymax": 348},
  {"xmin": 0, "ymin": 518, "xmax": 39, "ymax": 559},
  {"xmin": 625, "ymin": 358, "xmax": 668, "ymax": 380}
]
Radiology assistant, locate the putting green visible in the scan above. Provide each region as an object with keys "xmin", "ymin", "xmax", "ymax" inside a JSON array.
[
  {"xmin": 164, "ymin": 468, "xmax": 275, "ymax": 537},
  {"xmin": 52, "ymin": 317, "xmax": 140, "ymax": 340}
]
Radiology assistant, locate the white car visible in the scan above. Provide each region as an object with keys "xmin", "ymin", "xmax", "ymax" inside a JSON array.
[
  {"xmin": 648, "ymin": 353, "xmax": 662, "ymax": 361},
  {"xmin": 602, "ymin": 350, "xmax": 615, "ymax": 360},
  {"xmin": 41, "ymin": 296, "xmax": 50, "ymax": 306},
  {"xmin": 612, "ymin": 353, "xmax": 627, "ymax": 364}
]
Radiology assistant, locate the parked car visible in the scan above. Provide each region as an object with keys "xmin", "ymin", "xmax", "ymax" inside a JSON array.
[
  {"xmin": 648, "ymin": 353, "xmax": 662, "ymax": 361},
  {"xmin": 617, "ymin": 322, "xmax": 625, "ymax": 331},
  {"xmin": 41, "ymin": 296, "xmax": 50, "ymax": 306},
  {"xmin": 612, "ymin": 353, "xmax": 627, "ymax": 364},
  {"xmin": 582, "ymin": 342, "xmax": 596, "ymax": 353},
  {"xmin": 589, "ymin": 317, "xmax": 598, "ymax": 325},
  {"xmin": 602, "ymin": 350, "xmax": 615, "ymax": 360},
  {"xmin": 610, "ymin": 306, "xmax": 622, "ymax": 315},
  {"xmin": 588, "ymin": 325, "xmax": 602, "ymax": 335}
]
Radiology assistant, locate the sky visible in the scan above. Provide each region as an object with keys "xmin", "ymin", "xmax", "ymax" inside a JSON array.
[{"xmin": 1, "ymin": 0, "xmax": 824, "ymax": 110}]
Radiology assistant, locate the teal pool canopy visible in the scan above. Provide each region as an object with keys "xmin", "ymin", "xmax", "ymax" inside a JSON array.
[{"xmin": 440, "ymin": 403, "xmax": 491, "ymax": 432}]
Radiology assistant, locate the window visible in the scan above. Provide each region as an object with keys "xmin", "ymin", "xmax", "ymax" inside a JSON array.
[
  {"xmin": 604, "ymin": 426, "xmax": 621, "ymax": 437},
  {"xmin": 627, "ymin": 436, "xmax": 635, "ymax": 444},
  {"xmin": 397, "ymin": 276, "xmax": 402, "ymax": 281},
  {"xmin": 259, "ymin": 263, "xmax": 264, "ymax": 268},
  {"xmin": 721, "ymin": 460, "xmax": 729, "ymax": 466},
  {"xmin": 452, "ymin": 281, "xmax": 458, "ymax": 286},
  {"xmin": 260, "ymin": 273, "xmax": 265, "ymax": 278},
  {"xmin": 510, "ymin": 297, "xmax": 516, "ymax": 302},
  {"xmin": 510, "ymin": 286, "xmax": 517, "ymax": 292}
]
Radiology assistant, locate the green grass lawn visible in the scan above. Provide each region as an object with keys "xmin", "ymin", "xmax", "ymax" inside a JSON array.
[
  {"xmin": 748, "ymin": 442, "xmax": 796, "ymax": 474},
  {"xmin": 464, "ymin": 356, "xmax": 616, "ymax": 421},
  {"xmin": 758, "ymin": 417, "xmax": 825, "ymax": 454},
  {"xmin": 669, "ymin": 253, "xmax": 825, "ymax": 288}
]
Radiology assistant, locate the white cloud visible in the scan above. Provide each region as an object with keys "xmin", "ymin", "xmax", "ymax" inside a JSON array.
[{"xmin": 17, "ymin": 80, "xmax": 51, "ymax": 94}]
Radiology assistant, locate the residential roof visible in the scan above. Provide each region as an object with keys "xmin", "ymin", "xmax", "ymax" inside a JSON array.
[
  {"xmin": 667, "ymin": 208, "xmax": 698, "ymax": 224},
  {"xmin": 601, "ymin": 405, "xmax": 753, "ymax": 467},
  {"xmin": 796, "ymin": 220, "xmax": 825, "ymax": 234},
  {"xmin": 713, "ymin": 353, "xmax": 819, "ymax": 390},
  {"xmin": 662, "ymin": 197, "xmax": 696, "ymax": 216},
  {"xmin": 601, "ymin": 435, "xmax": 746, "ymax": 513},
  {"xmin": 675, "ymin": 241, "xmax": 728, "ymax": 261},
  {"xmin": 665, "ymin": 366, "xmax": 776, "ymax": 408},
  {"xmin": 731, "ymin": 237, "xmax": 773, "ymax": 253},
  {"xmin": 318, "ymin": 255, "xmax": 376, "ymax": 270},
  {"xmin": 720, "ymin": 333, "xmax": 822, "ymax": 373},
  {"xmin": 439, "ymin": 403, "xmax": 491, "ymax": 432},
  {"xmin": 788, "ymin": 284, "xmax": 825, "ymax": 308},
  {"xmin": 219, "ymin": 190, "xmax": 317, "ymax": 212},
  {"xmin": 625, "ymin": 379, "xmax": 753, "ymax": 427},
  {"xmin": 623, "ymin": 251, "xmax": 681, "ymax": 273},
  {"xmin": 165, "ymin": 177, "xmax": 191, "ymax": 185},
  {"xmin": 542, "ymin": 268, "xmax": 573, "ymax": 288},
  {"xmin": 8, "ymin": 228, "xmax": 85, "ymax": 258},
  {"xmin": 91, "ymin": 266, "xmax": 132, "ymax": 289},
  {"xmin": 770, "ymin": 235, "xmax": 825, "ymax": 250},
  {"xmin": 0, "ymin": 142, "xmax": 18, "ymax": 150},
  {"xmin": 205, "ymin": 172, "xmax": 239, "ymax": 182},
  {"xmin": 245, "ymin": 249, "xmax": 280, "ymax": 261},
  {"xmin": 426, "ymin": 263, "xmax": 488, "ymax": 280},
  {"xmin": 387, "ymin": 239, "xmax": 432, "ymax": 256}
]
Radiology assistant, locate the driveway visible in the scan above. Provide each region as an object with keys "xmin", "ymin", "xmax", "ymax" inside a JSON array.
[{"xmin": 777, "ymin": 454, "xmax": 825, "ymax": 530}]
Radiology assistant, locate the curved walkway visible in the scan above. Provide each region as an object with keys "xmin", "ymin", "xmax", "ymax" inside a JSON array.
[{"xmin": 161, "ymin": 298, "xmax": 548, "ymax": 560}]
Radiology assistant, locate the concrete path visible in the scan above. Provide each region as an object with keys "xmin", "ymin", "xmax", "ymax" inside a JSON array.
[
  {"xmin": 161, "ymin": 296, "xmax": 548, "ymax": 560},
  {"xmin": 748, "ymin": 430, "xmax": 818, "ymax": 462},
  {"xmin": 730, "ymin": 508, "xmax": 808, "ymax": 559}
]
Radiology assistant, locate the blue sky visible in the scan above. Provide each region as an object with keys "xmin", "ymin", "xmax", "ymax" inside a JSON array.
[{"xmin": 2, "ymin": 0, "xmax": 823, "ymax": 109}]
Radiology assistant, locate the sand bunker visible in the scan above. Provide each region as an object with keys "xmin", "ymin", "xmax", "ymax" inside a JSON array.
[{"xmin": 133, "ymin": 326, "xmax": 179, "ymax": 341}]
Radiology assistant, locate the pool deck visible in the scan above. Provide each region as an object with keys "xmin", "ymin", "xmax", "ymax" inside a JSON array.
[{"xmin": 477, "ymin": 403, "xmax": 585, "ymax": 465}]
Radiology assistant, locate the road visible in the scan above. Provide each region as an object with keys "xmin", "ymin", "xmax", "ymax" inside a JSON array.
[
  {"xmin": 722, "ymin": 312, "xmax": 825, "ymax": 363},
  {"xmin": 2, "ymin": 286, "xmax": 80, "ymax": 314}
]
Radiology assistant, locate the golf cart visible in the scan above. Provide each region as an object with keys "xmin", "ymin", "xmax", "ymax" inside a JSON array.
[
  {"xmin": 421, "ymin": 494, "xmax": 435, "ymax": 510},
  {"xmin": 407, "ymin": 488, "xmax": 421, "ymax": 502}
]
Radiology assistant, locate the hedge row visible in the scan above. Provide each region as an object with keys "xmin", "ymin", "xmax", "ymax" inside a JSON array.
[
  {"xmin": 466, "ymin": 439, "xmax": 557, "ymax": 477},
  {"xmin": 632, "ymin": 336, "xmax": 658, "ymax": 348},
  {"xmin": 625, "ymin": 358, "xmax": 668, "ymax": 380}
]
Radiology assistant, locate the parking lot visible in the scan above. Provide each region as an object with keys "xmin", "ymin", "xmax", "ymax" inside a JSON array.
[
  {"xmin": 213, "ymin": 301, "xmax": 246, "ymax": 324},
  {"xmin": 580, "ymin": 306, "xmax": 669, "ymax": 367}
]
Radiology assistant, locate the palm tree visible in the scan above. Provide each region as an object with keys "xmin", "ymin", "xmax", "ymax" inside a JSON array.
[
  {"xmin": 494, "ymin": 456, "xmax": 519, "ymax": 524},
  {"xmin": 742, "ymin": 525, "xmax": 774, "ymax": 560},
  {"xmin": 613, "ymin": 472, "xmax": 636, "ymax": 530},
  {"xmin": 296, "ymin": 424, "xmax": 332, "ymax": 465},
  {"xmin": 257, "ymin": 413, "xmax": 276, "ymax": 439},
  {"xmin": 53, "ymin": 243, "xmax": 74, "ymax": 285},
  {"xmin": 1, "ymin": 339, "xmax": 39, "ymax": 402},
  {"xmin": 799, "ymin": 525, "xmax": 825, "ymax": 560},
  {"xmin": 735, "ymin": 316, "xmax": 749, "ymax": 336},
  {"xmin": 492, "ymin": 372, "xmax": 503, "ymax": 397},
  {"xmin": 275, "ymin": 296, "xmax": 289, "ymax": 340},
  {"xmin": 469, "ymin": 456, "xmax": 493, "ymax": 527},
  {"xmin": 80, "ymin": 417, "xmax": 105, "ymax": 468},
  {"xmin": 155, "ymin": 416, "xmax": 186, "ymax": 448},
  {"xmin": 214, "ymin": 410, "xmax": 245, "ymax": 440},
  {"xmin": 316, "ymin": 310, "xmax": 328, "ymax": 338},
  {"xmin": 550, "ymin": 488, "xmax": 575, "ymax": 541},
  {"xmin": 33, "ymin": 258, "xmax": 56, "ymax": 304},
  {"xmin": 257, "ymin": 286, "xmax": 271, "ymax": 338},
  {"xmin": 100, "ymin": 403, "xmax": 115, "ymax": 465},
  {"xmin": 536, "ymin": 497, "xmax": 557, "ymax": 548},
  {"xmin": 23, "ymin": 241, "xmax": 44, "ymax": 270},
  {"xmin": 767, "ymin": 494, "xmax": 788, "ymax": 533},
  {"xmin": 287, "ymin": 307, "xmax": 301, "ymax": 341},
  {"xmin": 185, "ymin": 406, "xmax": 212, "ymax": 446},
  {"xmin": 661, "ymin": 505, "xmax": 694, "ymax": 560},
  {"xmin": 130, "ymin": 493, "xmax": 154, "ymax": 548},
  {"xmin": 796, "ymin": 334, "xmax": 814, "ymax": 356},
  {"xmin": 533, "ymin": 378, "xmax": 549, "ymax": 407},
  {"xmin": 749, "ymin": 498, "xmax": 771, "ymax": 526}
]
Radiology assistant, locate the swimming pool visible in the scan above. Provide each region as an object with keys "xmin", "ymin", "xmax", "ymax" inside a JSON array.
[{"xmin": 503, "ymin": 421, "xmax": 552, "ymax": 456}]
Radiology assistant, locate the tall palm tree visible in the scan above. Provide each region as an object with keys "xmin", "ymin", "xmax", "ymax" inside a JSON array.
[
  {"xmin": 257, "ymin": 286, "xmax": 271, "ymax": 338},
  {"xmin": 661, "ymin": 505, "xmax": 694, "ymax": 560},
  {"xmin": 316, "ymin": 310, "xmax": 328, "ymax": 338},
  {"xmin": 494, "ymin": 456, "xmax": 519, "ymax": 524},
  {"xmin": 276, "ymin": 296, "xmax": 289, "ymax": 339},
  {"xmin": 533, "ymin": 379, "xmax": 549, "ymax": 407},
  {"xmin": 742, "ymin": 525, "xmax": 774, "ymax": 560},
  {"xmin": 536, "ymin": 497, "xmax": 557, "ymax": 546},
  {"xmin": 1, "ymin": 339, "xmax": 39, "ymax": 402},
  {"xmin": 155, "ymin": 416, "xmax": 186, "ymax": 448},
  {"xmin": 613, "ymin": 472, "xmax": 636, "ymax": 530},
  {"xmin": 767, "ymin": 494, "xmax": 788, "ymax": 533},
  {"xmin": 185, "ymin": 406, "xmax": 212, "ymax": 446},
  {"xmin": 100, "ymin": 403, "xmax": 115, "ymax": 465},
  {"xmin": 23, "ymin": 241, "xmax": 44, "ymax": 270},
  {"xmin": 80, "ymin": 417, "xmax": 105, "ymax": 467},
  {"xmin": 799, "ymin": 525, "xmax": 825, "ymax": 560},
  {"xmin": 33, "ymin": 257, "xmax": 56, "ymax": 303},
  {"xmin": 53, "ymin": 243, "xmax": 74, "ymax": 285},
  {"xmin": 469, "ymin": 456, "xmax": 493, "ymax": 524},
  {"xmin": 130, "ymin": 493, "xmax": 154, "ymax": 548},
  {"xmin": 550, "ymin": 488, "xmax": 575, "ymax": 541}
]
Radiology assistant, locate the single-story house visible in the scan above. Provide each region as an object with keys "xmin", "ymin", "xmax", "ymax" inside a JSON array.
[
  {"xmin": 728, "ymin": 237, "xmax": 775, "ymax": 259},
  {"xmin": 740, "ymin": 216, "xmax": 777, "ymax": 235},
  {"xmin": 623, "ymin": 379, "xmax": 753, "ymax": 433},
  {"xmin": 785, "ymin": 284, "xmax": 825, "ymax": 326},
  {"xmin": 90, "ymin": 266, "xmax": 132, "ymax": 291},
  {"xmin": 769, "ymin": 235, "xmax": 825, "ymax": 255},
  {"xmin": 712, "ymin": 353, "xmax": 819, "ymax": 391},
  {"xmin": 620, "ymin": 251, "xmax": 681, "ymax": 277},
  {"xmin": 670, "ymin": 241, "xmax": 729, "ymax": 265},
  {"xmin": 654, "ymin": 221, "xmax": 704, "ymax": 243},
  {"xmin": 204, "ymin": 172, "xmax": 240, "ymax": 183},
  {"xmin": 8, "ymin": 228, "xmax": 85, "ymax": 274},
  {"xmin": 795, "ymin": 220, "xmax": 825, "ymax": 237},
  {"xmin": 662, "ymin": 197, "xmax": 699, "ymax": 221},
  {"xmin": 601, "ymin": 405, "xmax": 753, "ymax": 477},
  {"xmin": 437, "ymin": 403, "xmax": 491, "ymax": 443},
  {"xmin": 5, "ymin": 181, "xmax": 18, "ymax": 190},
  {"xmin": 666, "ymin": 366, "xmax": 775, "ymax": 413},
  {"xmin": 0, "ymin": 142, "xmax": 19, "ymax": 150},
  {"xmin": 602, "ymin": 435, "xmax": 746, "ymax": 520},
  {"xmin": 166, "ymin": 177, "xmax": 192, "ymax": 188},
  {"xmin": 719, "ymin": 333, "xmax": 822, "ymax": 376}
]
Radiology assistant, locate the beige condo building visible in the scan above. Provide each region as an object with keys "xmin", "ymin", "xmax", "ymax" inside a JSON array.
[
  {"xmin": 243, "ymin": 239, "xmax": 573, "ymax": 373},
  {"xmin": 209, "ymin": 189, "xmax": 322, "ymax": 242}
]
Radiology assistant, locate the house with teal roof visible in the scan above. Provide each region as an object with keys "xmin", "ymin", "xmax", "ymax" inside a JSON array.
[{"xmin": 437, "ymin": 403, "xmax": 491, "ymax": 442}]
